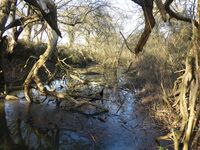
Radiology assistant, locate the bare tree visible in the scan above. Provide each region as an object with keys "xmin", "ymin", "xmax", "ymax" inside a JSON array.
[
  {"xmin": 130, "ymin": 0, "xmax": 198, "ymax": 54},
  {"xmin": 22, "ymin": 0, "xmax": 61, "ymax": 102},
  {"xmin": 130, "ymin": 0, "xmax": 200, "ymax": 149},
  {"xmin": 0, "ymin": 0, "xmax": 61, "ymax": 97}
]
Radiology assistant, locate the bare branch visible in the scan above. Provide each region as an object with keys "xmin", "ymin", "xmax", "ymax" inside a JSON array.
[
  {"xmin": 120, "ymin": 31, "xmax": 135, "ymax": 54},
  {"xmin": 24, "ymin": 0, "xmax": 62, "ymax": 37},
  {"xmin": 164, "ymin": 0, "xmax": 198, "ymax": 27},
  {"xmin": 3, "ymin": 16, "xmax": 40, "ymax": 32},
  {"xmin": 155, "ymin": 0, "xmax": 167, "ymax": 22},
  {"xmin": 131, "ymin": 0, "xmax": 155, "ymax": 54},
  {"xmin": 130, "ymin": 0, "xmax": 198, "ymax": 54}
]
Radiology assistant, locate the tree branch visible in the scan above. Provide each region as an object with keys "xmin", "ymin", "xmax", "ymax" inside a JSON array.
[
  {"xmin": 164, "ymin": 0, "xmax": 198, "ymax": 27},
  {"xmin": 3, "ymin": 16, "xmax": 39, "ymax": 32},
  {"xmin": 130, "ymin": 0, "xmax": 198, "ymax": 54},
  {"xmin": 24, "ymin": 0, "xmax": 62, "ymax": 37},
  {"xmin": 131, "ymin": 0, "xmax": 155, "ymax": 54},
  {"xmin": 120, "ymin": 31, "xmax": 135, "ymax": 54}
]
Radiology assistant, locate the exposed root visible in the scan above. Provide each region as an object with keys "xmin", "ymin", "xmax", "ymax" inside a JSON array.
[
  {"xmin": 23, "ymin": 31, "xmax": 108, "ymax": 113},
  {"xmin": 24, "ymin": 27, "xmax": 58, "ymax": 102},
  {"xmin": 158, "ymin": 24, "xmax": 200, "ymax": 150},
  {"xmin": 157, "ymin": 133, "xmax": 173, "ymax": 141},
  {"xmin": 191, "ymin": 120, "xmax": 200, "ymax": 149}
]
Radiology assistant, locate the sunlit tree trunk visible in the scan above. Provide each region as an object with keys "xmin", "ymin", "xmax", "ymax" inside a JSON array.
[
  {"xmin": 24, "ymin": 26, "xmax": 58, "ymax": 102},
  {"xmin": 68, "ymin": 26, "xmax": 75, "ymax": 49},
  {"xmin": 23, "ymin": 6, "xmax": 33, "ymax": 42},
  {"xmin": 182, "ymin": 2, "xmax": 200, "ymax": 149},
  {"xmin": 171, "ymin": 1, "xmax": 200, "ymax": 149},
  {"xmin": 10, "ymin": 0, "xmax": 17, "ymax": 38},
  {"xmin": 0, "ymin": 0, "xmax": 11, "ymax": 36},
  {"xmin": 6, "ymin": 0, "xmax": 18, "ymax": 54}
]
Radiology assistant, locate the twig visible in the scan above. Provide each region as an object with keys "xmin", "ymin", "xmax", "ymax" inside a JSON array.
[
  {"xmin": 174, "ymin": 69, "xmax": 185, "ymax": 73},
  {"xmin": 120, "ymin": 31, "xmax": 135, "ymax": 54},
  {"xmin": 24, "ymin": 55, "xmax": 38, "ymax": 68},
  {"xmin": 161, "ymin": 82, "xmax": 172, "ymax": 109}
]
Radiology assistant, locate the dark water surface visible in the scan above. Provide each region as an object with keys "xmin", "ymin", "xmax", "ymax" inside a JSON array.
[{"xmin": 0, "ymin": 69, "xmax": 162, "ymax": 150}]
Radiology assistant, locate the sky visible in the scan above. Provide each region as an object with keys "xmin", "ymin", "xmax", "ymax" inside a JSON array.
[
  {"xmin": 4, "ymin": 0, "xmax": 143, "ymax": 45},
  {"xmin": 109, "ymin": 0, "xmax": 142, "ymax": 35},
  {"xmin": 56, "ymin": 0, "xmax": 143, "ymax": 44}
]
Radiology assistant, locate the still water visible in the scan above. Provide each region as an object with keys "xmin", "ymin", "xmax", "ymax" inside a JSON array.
[{"xmin": 0, "ymin": 69, "xmax": 161, "ymax": 150}]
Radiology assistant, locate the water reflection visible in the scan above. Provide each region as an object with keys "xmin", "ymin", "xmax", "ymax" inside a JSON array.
[{"xmin": 0, "ymin": 69, "xmax": 160, "ymax": 150}]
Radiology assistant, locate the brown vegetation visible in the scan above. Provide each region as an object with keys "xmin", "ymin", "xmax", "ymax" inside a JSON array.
[{"xmin": 0, "ymin": 0, "xmax": 200, "ymax": 149}]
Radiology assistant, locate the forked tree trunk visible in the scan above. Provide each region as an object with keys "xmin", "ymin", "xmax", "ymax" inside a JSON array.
[{"xmin": 24, "ymin": 27, "xmax": 58, "ymax": 102}]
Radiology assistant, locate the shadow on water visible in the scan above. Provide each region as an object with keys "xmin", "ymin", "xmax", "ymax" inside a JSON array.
[{"xmin": 0, "ymin": 68, "xmax": 161, "ymax": 150}]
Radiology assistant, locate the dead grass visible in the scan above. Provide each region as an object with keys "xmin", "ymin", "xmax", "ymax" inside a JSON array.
[{"xmin": 128, "ymin": 25, "xmax": 192, "ymax": 135}]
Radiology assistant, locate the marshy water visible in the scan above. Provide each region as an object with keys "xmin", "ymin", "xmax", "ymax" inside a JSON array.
[{"xmin": 0, "ymin": 68, "xmax": 162, "ymax": 150}]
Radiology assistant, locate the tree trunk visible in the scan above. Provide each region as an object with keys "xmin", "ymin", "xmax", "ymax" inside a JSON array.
[
  {"xmin": 0, "ymin": 0, "xmax": 11, "ymax": 36},
  {"xmin": 182, "ymin": 2, "xmax": 200, "ymax": 149},
  {"xmin": 0, "ymin": 38, "xmax": 4, "ymax": 90},
  {"xmin": 23, "ymin": 6, "xmax": 33, "ymax": 42},
  {"xmin": 24, "ymin": 26, "xmax": 58, "ymax": 102},
  {"xmin": 6, "ymin": 0, "xmax": 18, "ymax": 54},
  {"xmin": 170, "ymin": 2, "xmax": 200, "ymax": 149},
  {"xmin": 181, "ymin": 25, "xmax": 199, "ymax": 150},
  {"xmin": 0, "ymin": 0, "xmax": 12, "ymax": 90}
]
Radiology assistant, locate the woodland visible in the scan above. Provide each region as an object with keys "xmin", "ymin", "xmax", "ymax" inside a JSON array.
[{"xmin": 0, "ymin": 0, "xmax": 200, "ymax": 150}]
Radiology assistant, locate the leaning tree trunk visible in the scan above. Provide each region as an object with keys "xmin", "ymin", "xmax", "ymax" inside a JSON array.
[{"xmin": 24, "ymin": 26, "xmax": 58, "ymax": 102}]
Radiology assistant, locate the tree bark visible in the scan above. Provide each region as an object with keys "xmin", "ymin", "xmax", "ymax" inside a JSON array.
[
  {"xmin": 155, "ymin": 0, "xmax": 167, "ymax": 22},
  {"xmin": 24, "ymin": 26, "xmax": 58, "ymax": 102},
  {"xmin": 131, "ymin": 0, "xmax": 155, "ymax": 54},
  {"xmin": 0, "ymin": 37, "xmax": 5, "ymax": 90},
  {"xmin": 135, "ymin": 2, "xmax": 155, "ymax": 53},
  {"xmin": 0, "ymin": 0, "xmax": 12, "ymax": 36},
  {"xmin": 168, "ymin": 3, "xmax": 200, "ymax": 149},
  {"xmin": 0, "ymin": 0, "xmax": 12, "ymax": 90},
  {"xmin": 23, "ymin": 6, "xmax": 33, "ymax": 42}
]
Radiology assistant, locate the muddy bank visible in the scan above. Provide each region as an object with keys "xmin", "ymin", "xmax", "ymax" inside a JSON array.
[{"xmin": 0, "ymin": 41, "xmax": 95, "ymax": 91}]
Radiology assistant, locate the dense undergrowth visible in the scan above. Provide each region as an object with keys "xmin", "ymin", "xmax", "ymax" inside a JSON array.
[
  {"xmin": 130, "ymin": 23, "xmax": 193, "ymax": 139},
  {"xmin": 0, "ymin": 22, "xmax": 193, "ymax": 149}
]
